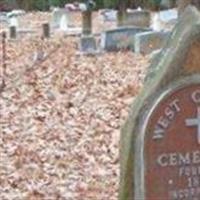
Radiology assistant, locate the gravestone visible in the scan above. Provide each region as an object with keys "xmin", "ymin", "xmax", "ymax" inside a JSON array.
[
  {"xmin": 42, "ymin": 23, "xmax": 50, "ymax": 38},
  {"xmin": 120, "ymin": 6, "xmax": 200, "ymax": 200},
  {"xmin": 79, "ymin": 35, "xmax": 97, "ymax": 54},
  {"xmin": 101, "ymin": 27, "xmax": 152, "ymax": 51},
  {"xmin": 134, "ymin": 31, "xmax": 170, "ymax": 54},
  {"xmin": 59, "ymin": 14, "xmax": 68, "ymax": 31},
  {"xmin": 51, "ymin": 8, "xmax": 70, "ymax": 29},
  {"xmin": 9, "ymin": 26, "xmax": 17, "ymax": 39},
  {"xmin": 124, "ymin": 10, "xmax": 151, "ymax": 28},
  {"xmin": 9, "ymin": 16, "xmax": 19, "ymax": 28}
]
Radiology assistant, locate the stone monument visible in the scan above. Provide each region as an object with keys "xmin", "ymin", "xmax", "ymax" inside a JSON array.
[
  {"xmin": 80, "ymin": 0, "xmax": 97, "ymax": 54},
  {"xmin": 120, "ymin": 6, "xmax": 200, "ymax": 200}
]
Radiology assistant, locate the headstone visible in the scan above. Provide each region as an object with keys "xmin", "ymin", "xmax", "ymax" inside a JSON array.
[
  {"xmin": 42, "ymin": 23, "xmax": 50, "ymax": 38},
  {"xmin": 151, "ymin": 13, "xmax": 163, "ymax": 31},
  {"xmin": 79, "ymin": 35, "xmax": 97, "ymax": 54},
  {"xmin": 51, "ymin": 8, "xmax": 70, "ymax": 29},
  {"xmin": 124, "ymin": 10, "xmax": 151, "ymax": 28},
  {"xmin": 134, "ymin": 31, "xmax": 171, "ymax": 54},
  {"xmin": 101, "ymin": 27, "xmax": 152, "ymax": 51},
  {"xmin": 9, "ymin": 16, "xmax": 19, "ymax": 28},
  {"xmin": 9, "ymin": 26, "xmax": 17, "ymax": 39},
  {"xmin": 119, "ymin": 6, "xmax": 200, "ymax": 200},
  {"xmin": 59, "ymin": 14, "xmax": 68, "ymax": 31},
  {"xmin": 1, "ymin": 31, "xmax": 6, "ymax": 91}
]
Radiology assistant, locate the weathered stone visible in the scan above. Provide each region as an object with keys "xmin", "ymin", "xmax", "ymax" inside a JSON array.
[
  {"xmin": 120, "ymin": 6, "xmax": 200, "ymax": 200},
  {"xmin": 79, "ymin": 35, "xmax": 97, "ymax": 54},
  {"xmin": 9, "ymin": 26, "xmax": 17, "ymax": 39},
  {"xmin": 124, "ymin": 10, "xmax": 151, "ymax": 28},
  {"xmin": 51, "ymin": 8, "xmax": 70, "ymax": 29},
  {"xmin": 101, "ymin": 27, "xmax": 152, "ymax": 51},
  {"xmin": 42, "ymin": 23, "xmax": 50, "ymax": 38},
  {"xmin": 134, "ymin": 31, "xmax": 171, "ymax": 54}
]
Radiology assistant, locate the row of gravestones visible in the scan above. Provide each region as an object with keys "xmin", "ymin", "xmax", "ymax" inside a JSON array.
[
  {"xmin": 0, "ymin": 8, "xmax": 83, "ymax": 39},
  {"xmin": 1, "ymin": 7, "xmax": 177, "ymax": 55},
  {"xmin": 81, "ymin": 8, "xmax": 177, "ymax": 55},
  {"xmin": 120, "ymin": 6, "xmax": 200, "ymax": 200},
  {"xmin": 100, "ymin": 8, "xmax": 178, "ymax": 54}
]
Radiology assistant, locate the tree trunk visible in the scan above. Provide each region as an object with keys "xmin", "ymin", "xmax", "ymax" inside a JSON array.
[{"xmin": 117, "ymin": 0, "xmax": 128, "ymax": 26}]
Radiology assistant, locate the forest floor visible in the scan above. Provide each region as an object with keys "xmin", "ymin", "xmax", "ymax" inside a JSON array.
[{"xmin": 0, "ymin": 11, "xmax": 149, "ymax": 200}]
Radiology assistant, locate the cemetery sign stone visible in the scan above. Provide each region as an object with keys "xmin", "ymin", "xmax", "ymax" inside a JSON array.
[{"xmin": 119, "ymin": 6, "xmax": 200, "ymax": 200}]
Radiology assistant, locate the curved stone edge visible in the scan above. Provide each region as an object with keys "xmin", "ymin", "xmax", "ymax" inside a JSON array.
[{"xmin": 119, "ymin": 6, "xmax": 200, "ymax": 200}]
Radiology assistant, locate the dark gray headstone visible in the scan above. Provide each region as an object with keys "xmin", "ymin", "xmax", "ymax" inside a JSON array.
[
  {"xmin": 9, "ymin": 26, "xmax": 17, "ymax": 39},
  {"xmin": 43, "ymin": 23, "xmax": 50, "ymax": 38},
  {"xmin": 101, "ymin": 26, "xmax": 152, "ymax": 51},
  {"xmin": 79, "ymin": 35, "xmax": 97, "ymax": 54},
  {"xmin": 120, "ymin": 6, "xmax": 200, "ymax": 200},
  {"xmin": 134, "ymin": 31, "xmax": 171, "ymax": 54}
]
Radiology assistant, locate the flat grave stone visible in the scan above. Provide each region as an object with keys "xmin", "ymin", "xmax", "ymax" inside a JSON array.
[
  {"xmin": 119, "ymin": 6, "xmax": 200, "ymax": 200},
  {"xmin": 101, "ymin": 26, "xmax": 152, "ymax": 51},
  {"xmin": 134, "ymin": 31, "xmax": 171, "ymax": 54}
]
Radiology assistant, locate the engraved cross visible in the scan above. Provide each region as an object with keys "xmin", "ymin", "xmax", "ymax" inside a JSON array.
[{"xmin": 185, "ymin": 107, "xmax": 200, "ymax": 144}]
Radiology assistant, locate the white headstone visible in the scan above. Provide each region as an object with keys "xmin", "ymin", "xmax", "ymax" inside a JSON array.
[
  {"xmin": 59, "ymin": 14, "xmax": 68, "ymax": 31},
  {"xmin": 151, "ymin": 13, "xmax": 162, "ymax": 31},
  {"xmin": 9, "ymin": 16, "xmax": 19, "ymax": 27}
]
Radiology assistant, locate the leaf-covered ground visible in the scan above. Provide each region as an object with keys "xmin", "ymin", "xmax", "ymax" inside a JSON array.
[{"xmin": 0, "ymin": 12, "xmax": 149, "ymax": 200}]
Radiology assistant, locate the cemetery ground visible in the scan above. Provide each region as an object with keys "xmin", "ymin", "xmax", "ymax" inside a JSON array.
[{"xmin": 0, "ymin": 12, "xmax": 149, "ymax": 199}]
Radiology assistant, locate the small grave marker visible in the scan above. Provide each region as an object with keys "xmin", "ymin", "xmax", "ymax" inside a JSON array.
[
  {"xmin": 9, "ymin": 26, "xmax": 17, "ymax": 39},
  {"xmin": 51, "ymin": 8, "xmax": 70, "ymax": 29},
  {"xmin": 79, "ymin": 35, "xmax": 97, "ymax": 54},
  {"xmin": 42, "ymin": 23, "xmax": 50, "ymax": 38},
  {"xmin": 119, "ymin": 6, "xmax": 200, "ymax": 200},
  {"xmin": 0, "ymin": 32, "xmax": 6, "ymax": 91}
]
